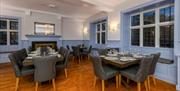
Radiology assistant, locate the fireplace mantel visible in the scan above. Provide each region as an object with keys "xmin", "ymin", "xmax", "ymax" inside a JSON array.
[{"xmin": 26, "ymin": 34, "xmax": 61, "ymax": 38}]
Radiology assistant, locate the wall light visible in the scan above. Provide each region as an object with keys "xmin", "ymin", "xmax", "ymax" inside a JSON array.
[
  {"xmin": 83, "ymin": 27, "xmax": 88, "ymax": 34},
  {"xmin": 110, "ymin": 23, "xmax": 118, "ymax": 32}
]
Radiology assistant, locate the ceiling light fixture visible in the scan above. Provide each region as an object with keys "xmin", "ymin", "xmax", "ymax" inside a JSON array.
[{"xmin": 48, "ymin": 4, "xmax": 56, "ymax": 8}]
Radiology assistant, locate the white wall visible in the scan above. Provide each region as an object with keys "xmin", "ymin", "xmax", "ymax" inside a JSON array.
[
  {"xmin": 0, "ymin": 7, "xmax": 62, "ymax": 40},
  {"xmin": 84, "ymin": 0, "xmax": 151, "ymax": 41},
  {"xmin": 62, "ymin": 18, "xmax": 84, "ymax": 40}
]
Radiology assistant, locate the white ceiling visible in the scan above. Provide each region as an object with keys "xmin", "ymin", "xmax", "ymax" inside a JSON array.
[{"xmin": 0, "ymin": 0, "xmax": 126, "ymax": 19}]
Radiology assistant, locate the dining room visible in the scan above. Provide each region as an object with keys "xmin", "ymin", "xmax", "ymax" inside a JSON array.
[{"xmin": 0, "ymin": 0, "xmax": 180, "ymax": 91}]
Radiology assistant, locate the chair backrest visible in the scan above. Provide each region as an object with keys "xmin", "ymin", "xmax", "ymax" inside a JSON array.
[
  {"xmin": 72, "ymin": 46, "xmax": 81, "ymax": 56},
  {"xmin": 135, "ymin": 55, "xmax": 154, "ymax": 82},
  {"xmin": 149, "ymin": 53, "xmax": 161, "ymax": 74},
  {"xmin": 28, "ymin": 46, "xmax": 32, "ymax": 53},
  {"xmin": 40, "ymin": 47, "xmax": 49, "ymax": 56},
  {"xmin": 8, "ymin": 53, "xmax": 22, "ymax": 77},
  {"xmin": 63, "ymin": 49, "xmax": 70, "ymax": 68},
  {"xmin": 15, "ymin": 48, "xmax": 28, "ymax": 63},
  {"xmin": 90, "ymin": 51, "xmax": 106, "ymax": 79},
  {"xmin": 33, "ymin": 56, "xmax": 57, "ymax": 82},
  {"xmin": 59, "ymin": 47, "xmax": 67, "ymax": 56},
  {"xmin": 88, "ymin": 45, "xmax": 92, "ymax": 53},
  {"xmin": 97, "ymin": 48, "xmax": 108, "ymax": 55},
  {"xmin": 66, "ymin": 45, "xmax": 70, "ymax": 50}
]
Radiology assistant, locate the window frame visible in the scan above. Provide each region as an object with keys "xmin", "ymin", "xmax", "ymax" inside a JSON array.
[
  {"xmin": 130, "ymin": 4, "xmax": 174, "ymax": 48},
  {"xmin": 95, "ymin": 21, "xmax": 107, "ymax": 45},
  {"xmin": 0, "ymin": 18, "xmax": 19, "ymax": 45}
]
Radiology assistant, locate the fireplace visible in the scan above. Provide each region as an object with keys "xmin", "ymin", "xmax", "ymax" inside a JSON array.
[{"xmin": 32, "ymin": 41, "xmax": 57, "ymax": 51}]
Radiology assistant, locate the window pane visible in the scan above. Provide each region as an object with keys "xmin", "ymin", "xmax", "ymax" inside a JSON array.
[
  {"xmin": 10, "ymin": 32, "xmax": 18, "ymax": 45},
  {"xmin": 131, "ymin": 29, "xmax": 140, "ymax": 46},
  {"xmin": 102, "ymin": 23, "xmax": 106, "ymax": 31},
  {"xmin": 143, "ymin": 27, "xmax": 155, "ymax": 47},
  {"xmin": 0, "ymin": 31, "xmax": 7, "ymax": 45},
  {"xmin": 160, "ymin": 25, "xmax": 174, "ymax": 48},
  {"xmin": 131, "ymin": 15, "xmax": 140, "ymax": 26},
  {"xmin": 101, "ymin": 32, "xmax": 106, "ymax": 44},
  {"xmin": 97, "ymin": 24, "xmax": 100, "ymax": 31},
  {"xmin": 0, "ymin": 20, "xmax": 7, "ymax": 29},
  {"xmin": 160, "ymin": 6, "xmax": 174, "ymax": 22},
  {"xmin": 35, "ymin": 22, "xmax": 55, "ymax": 35},
  {"xmin": 97, "ymin": 32, "xmax": 100, "ymax": 44},
  {"xmin": 143, "ymin": 11, "xmax": 155, "ymax": 25},
  {"xmin": 10, "ymin": 20, "xmax": 18, "ymax": 30}
]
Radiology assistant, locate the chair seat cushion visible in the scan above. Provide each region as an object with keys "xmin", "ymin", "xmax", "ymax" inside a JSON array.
[
  {"xmin": 56, "ymin": 61, "xmax": 65, "ymax": 68},
  {"xmin": 120, "ymin": 66, "xmax": 139, "ymax": 81},
  {"xmin": 21, "ymin": 65, "xmax": 34, "ymax": 76},
  {"xmin": 102, "ymin": 66, "xmax": 119, "ymax": 80}
]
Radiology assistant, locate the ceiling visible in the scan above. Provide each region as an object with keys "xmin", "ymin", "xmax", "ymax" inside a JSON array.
[{"xmin": 0, "ymin": 0, "xmax": 126, "ymax": 19}]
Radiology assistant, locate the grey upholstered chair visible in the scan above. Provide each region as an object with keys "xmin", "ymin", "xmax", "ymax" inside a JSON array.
[
  {"xmin": 97, "ymin": 48, "xmax": 108, "ymax": 55},
  {"xmin": 33, "ymin": 56, "xmax": 58, "ymax": 91},
  {"xmin": 147, "ymin": 53, "xmax": 161, "ymax": 88},
  {"xmin": 8, "ymin": 51, "xmax": 34, "ymax": 91},
  {"xmin": 72, "ymin": 46, "xmax": 81, "ymax": 63},
  {"xmin": 56, "ymin": 48, "xmax": 70, "ymax": 78},
  {"xmin": 82, "ymin": 45, "xmax": 92, "ymax": 60},
  {"xmin": 90, "ymin": 50, "xmax": 119, "ymax": 91},
  {"xmin": 119, "ymin": 56, "xmax": 154, "ymax": 91}
]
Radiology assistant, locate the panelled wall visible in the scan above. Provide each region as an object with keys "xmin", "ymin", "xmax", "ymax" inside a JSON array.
[
  {"xmin": 85, "ymin": 0, "xmax": 177, "ymax": 85},
  {"xmin": 175, "ymin": 0, "xmax": 180, "ymax": 90},
  {"xmin": 0, "ymin": 6, "xmax": 85, "ymax": 63},
  {"xmin": 121, "ymin": 0, "xmax": 176, "ymax": 84}
]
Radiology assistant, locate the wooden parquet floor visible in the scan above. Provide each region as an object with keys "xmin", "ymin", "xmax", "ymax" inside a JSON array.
[{"xmin": 0, "ymin": 58, "xmax": 176, "ymax": 91}]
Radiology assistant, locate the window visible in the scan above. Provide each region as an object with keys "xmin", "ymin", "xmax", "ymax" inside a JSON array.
[
  {"xmin": 160, "ymin": 25, "xmax": 174, "ymax": 48},
  {"xmin": 143, "ymin": 27, "xmax": 155, "ymax": 47},
  {"xmin": 159, "ymin": 5, "xmax": 174, "ymax": 48},
  {"xmin": 131, "ymin": 29, "xmax": 140, "ymax": 46},
  {"xmin": 131, "ymin": 15, "xmax": 140, "ymax": 26},
  {"xmin": 143, "ymin": 11, "xmax": 155, "ymax": 25},
  {"xmin": 0, "ymin": 31, "xmax": 7, "ymax": 45},
  {"xmin": 130, "ymin": 4, "xmax": 174, "ymax": 48},
  {"xmin": 96, "ymin": 21, "xmax": 106, "ymax": 44},
  {"xmin": 160, "ymin": 6, "xmax": 174, "ymax": 22},
  {"xmin": 0, "ymin": 18, "xmax": 19, "ymax": 45},
  {"xmin": 35, "ymin": 22, "xmax": 55, "ymax": 35}
]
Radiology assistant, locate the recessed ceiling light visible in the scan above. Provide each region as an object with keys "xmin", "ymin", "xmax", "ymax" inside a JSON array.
[{"xmin": 48, "ymin": 4, "xmax": 56, "ymax": 8}]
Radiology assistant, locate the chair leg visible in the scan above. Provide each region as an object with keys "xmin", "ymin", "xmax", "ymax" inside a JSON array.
[
  {"xmin": 102, "ymin": 80, "xmax": 105, "ymax": 91},
  {"xmin": 137, "ymin": 82, "xmax": 141, "ymax": 91},
  {"xmin": 64, "ymin": 68, "xmax": 68, "ymax": 78},
  {"xmin": 52, "ymin": 78, "xmax": 56, "ymax": 91},
  {"xmin": 88, "ymin": 55, "xmax": 90, "ymax": 60},
  {"xmin": 73, "ymin": 56, "xmax": 75, "ymax": 61},
  {"xmin": 78, "ymin": 56, "xmax": 81, "ymax": 63},
  {"xmin": 127, "ymin": 78, "xmax": 130, "ymax": 84},
  {"xmin": 116, "ymin": 75, "xmax": 119, "ymax": 88},
  {"xmin": 93, "ymin": 77, "xmax": 97, "ymax": 86},
  {"xmin": 147, "ymin": 76, "xmax": 150, "ymax": 90},
  {"xmin": 152, "ymin": 75, "xmax": 156, "ymax": 86},
  {"xmin": 35, "ymin": 82, "xmax": 38, "ymax": 91},
  {"xmin": 15, "ymin": 77, "xmax": 19, "ymax": 91},
  {"xmin": 119, "ymin": 74, "xmax": 121, "ymax": 86},
  {"xmin": 144, "ymin": 80, "xmax": 149, "ymax": 91}
]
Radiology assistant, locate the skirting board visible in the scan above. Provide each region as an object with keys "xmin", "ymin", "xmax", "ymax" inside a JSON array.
[{"xmin": 177, "ymin": 85, "xmax": 180, "ymax": 91}]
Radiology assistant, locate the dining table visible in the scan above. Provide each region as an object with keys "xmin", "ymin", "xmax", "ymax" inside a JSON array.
[
  {"xmin": 23, "ymin": 50, "xmax": 64, "ymax": 65},
  {"xmin": 100, "ymin": 52, "xmax": 145, "ymax": 89}
]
